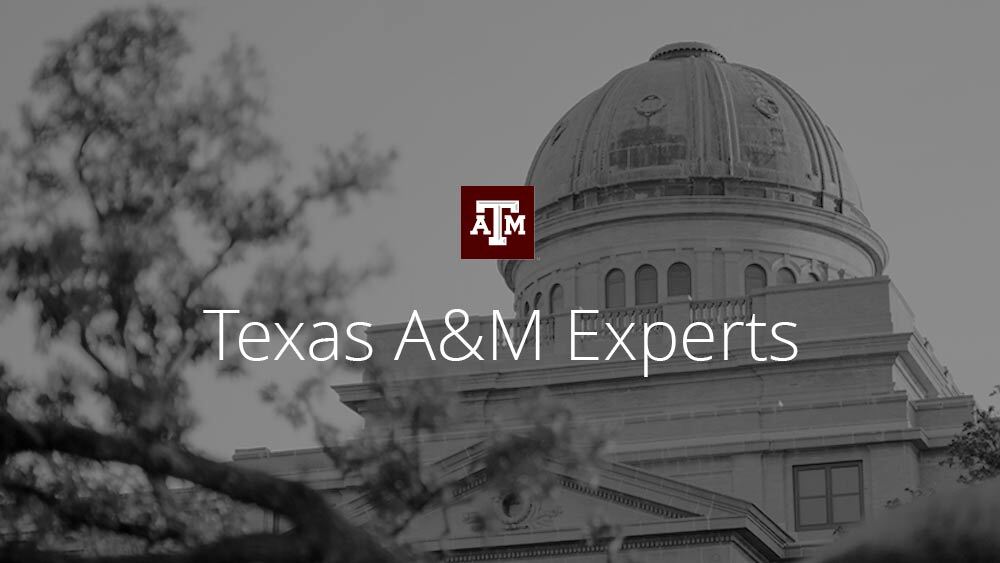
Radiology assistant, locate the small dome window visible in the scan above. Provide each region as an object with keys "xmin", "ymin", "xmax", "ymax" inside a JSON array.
[
  {"xmin": 605, "ymin": 269, "xmax": 626, "ymax": 308},
  {"xmin": 549, "ymin": 284, "xmax": 564, "ymax": 314},
  {"xmin": 635, "ymin": 265, "xmax": 658, "ymax": 305},
  {"xmin": 667, "ymin": 262, "xmax": 692, "ymax": 297},
  {"xmin": 777, "ymin": 268, "xmax": 796, "ymax": 286},
  {"xmin": 745, "ymin": 265, "xmax": 767, "ymax": 294}
]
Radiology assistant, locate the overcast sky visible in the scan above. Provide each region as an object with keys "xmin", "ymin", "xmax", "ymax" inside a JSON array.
[{"xmin": 1, "ymin": 0, "xmax": 998, "ymax": 458}]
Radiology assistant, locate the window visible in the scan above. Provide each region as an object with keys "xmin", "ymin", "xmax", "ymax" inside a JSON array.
[
  {"xmin": 777, "ymin": 267, "xmax": 796, "ymax": 285},
  {"xmin": 667, "ymin": 262, "xmax": 692, "ymax": 297},
  {"xmin": 744, "ymin": 264, "xmax": 767, "ymax": 293},
  {"xmin": 635, "ymin": 265, "xmax": 658, "ymax": 305},
  {"xmin": 533, "ymin": 292, "xmax": 543, "ymax": 311},
  {"xmin": 794, "ymin": 462, "xmax": 863, "ymax": 530},
  {"xmin": 523, "ymin": 300, "xmax": 530, "ymax": 317},
  {"xmin": 549, "ymin": 284, "xmax": 564, "ymax": 314},
  {"xmin": 605, "ymin": 269, "xmax": 625, "ymax": 308}
]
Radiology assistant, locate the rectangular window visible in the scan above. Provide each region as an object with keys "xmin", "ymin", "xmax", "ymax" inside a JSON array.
[{"xmin": 793, "ymin": 461, "xmax": 863, "ymax": 530}]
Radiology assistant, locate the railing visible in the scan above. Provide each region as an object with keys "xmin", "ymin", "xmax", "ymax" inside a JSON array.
[
  {"xmin": 494, "ymin": 315, "xmax": 556, "ymax": 349},
  {"xmin": 491, "ymin": 297, "xmax": 752, "ymax": 349},
  {"xmin": 690, "ymin": 296, "xmax": 752, "ymax": 325},
  {"xmin": 577, "ymin": 305, "xmax": 663, "ymax": 334}
]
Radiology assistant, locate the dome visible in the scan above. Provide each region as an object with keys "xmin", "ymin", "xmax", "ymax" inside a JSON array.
[
  {"xmin": 525, "ymin": 42, "xmax": 865, "ymax": 222},
  {"xmin": 501, "ymin": 41, "xmax": 887, "ymax": 306}
]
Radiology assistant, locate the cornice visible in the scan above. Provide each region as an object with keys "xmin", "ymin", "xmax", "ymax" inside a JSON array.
[
  {"xmin": 439, "ymin": 531, "xmax": 753, "ymax": 562},
  {"xmin": 335, "ymin": 332, "xmax": 923, "ymax": 409},
  {"xmin": 555, "ymin": 476, "xmax": 695, "ymax": 519},
  {"xmin": 499, "ymin": 196, "xmax": 888, "ymax": 290},
  {"xmin": 612, "ymin": 425, "xmax": 932, "ymax": 463}
]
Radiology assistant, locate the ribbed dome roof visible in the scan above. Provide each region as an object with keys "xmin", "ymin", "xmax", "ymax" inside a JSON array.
[{"xmin": 526, "ymin": 42, "xmax": 863, "ymax": 218}]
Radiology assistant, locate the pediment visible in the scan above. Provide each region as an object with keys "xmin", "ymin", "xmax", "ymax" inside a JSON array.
[
  {"xmin": 340, "ymin": 441, "xmax": 790, "ymax": 554},
  {"xmin": 391, "ymin": 468, "xmax": 701, "ymax": 544}
]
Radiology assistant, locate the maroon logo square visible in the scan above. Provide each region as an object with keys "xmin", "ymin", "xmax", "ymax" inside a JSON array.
[{"xmin": 460, "ymin": 186, "xmax": 534, "ymax": 260}]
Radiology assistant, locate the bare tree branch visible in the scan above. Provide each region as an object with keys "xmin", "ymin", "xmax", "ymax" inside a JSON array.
[{"xmin": 78, "ymin": 325, "xmax": 116, "ymax": 379}]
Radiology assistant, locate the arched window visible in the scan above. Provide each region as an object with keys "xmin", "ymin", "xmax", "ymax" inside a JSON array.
[
  {"xmin": 745, "ymin": 264, "xmax": 767, "ymax": 294},
  {"xmin": 777, "ymin": 267, "xmax": 796, "ymax": 286},
  {"xmin": 667, "ymin": 262, "xmax": 692, "ymax": 297},
  {"xmin": 605, "ymin": 269, "xmax": 625, "ymax": 308},
  {"xmin": 523, "ymin": 300, "xmax": 530, "ymax": 317},
  {"xmin": 635, "ymin": 265, "xmax": 658, "ymax": 305},
  {"xmin": 808, "ymin": 273, "xmax": 821, "ymax": 282},
  {"xmin": 549, "ymin": 284, "xmax": 564, "ymax": 314},
  {"xmin": 533, "ymin": 292, "xmax": 543, "ymax": 311}
]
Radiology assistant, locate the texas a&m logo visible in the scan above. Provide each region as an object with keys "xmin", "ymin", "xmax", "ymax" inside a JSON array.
[{"xmin": 460, "ymin": 186, "xmax": 534, "ymax": 260}]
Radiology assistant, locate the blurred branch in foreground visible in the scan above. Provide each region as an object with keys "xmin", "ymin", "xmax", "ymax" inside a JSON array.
[{"xmin": 0, "ymin": 6, "xmax": 608, "ymax": 562}]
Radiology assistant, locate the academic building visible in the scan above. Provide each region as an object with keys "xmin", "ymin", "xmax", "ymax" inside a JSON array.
[{"xmin": 234, "ymin": 42, "xmax": 972, "ymax": 561}]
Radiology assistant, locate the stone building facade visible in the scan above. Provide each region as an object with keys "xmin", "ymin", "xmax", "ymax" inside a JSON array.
[{"xmin": 234, "ymin": 42, "xmax": 971, "ymax": 561}]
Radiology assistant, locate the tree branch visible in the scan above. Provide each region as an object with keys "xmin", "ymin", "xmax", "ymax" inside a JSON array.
[
  {"xmin": 0, "ymin": 477, "xmax": 187, "ymax": 544},
  {"xmin": 0, "ymin": 413, "xmax": 401, "ymax": 563},
  {"xmin": 180, "ymin": 236, "xmax": 237, "ymax": 310},
  {"xmin": 73, "ymin": 128, "xmax": 103, "ymax": 225},
  {"xmin": 78, "ymin": 325, "xmax": 116, "ymax": 379}
]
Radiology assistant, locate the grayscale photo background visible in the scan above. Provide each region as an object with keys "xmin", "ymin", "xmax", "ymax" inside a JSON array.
[
  {"xmin": 0, "ymin": 2, "xmax": 999, "ymax": 562},
  {"xmin": 3, "ymin": 0, "xmax": 994, "ymax": 457}
]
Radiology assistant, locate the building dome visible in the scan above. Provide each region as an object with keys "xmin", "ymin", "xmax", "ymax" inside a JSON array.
[
  {"xmin": 526, "ymin": 42, "xmax": 863, "ymax": 221},
  {"xmin": 502, "ymin": 42, "xmax": 887, "ymax": 312}
]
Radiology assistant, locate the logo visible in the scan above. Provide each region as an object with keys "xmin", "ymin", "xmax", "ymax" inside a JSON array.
[{"xmin": 461, "ymin": 186, "xmax": 534, "ymax": 260}]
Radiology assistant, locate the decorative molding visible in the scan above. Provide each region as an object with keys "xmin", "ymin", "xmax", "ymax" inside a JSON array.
[
  {"xmin": 461, "ymin": 492, "xmax": 564, "ymax": 532},
  {"xmin": 556, "ymin": 477, "xmax": 695, "ymax": 518},
  {"xmin": 447, "ymin": 469, "xmax": 695, "ymax": 534},
  {"xmin": 499, "ymin": 192, "xmax": 887, "ymax": 291},
  {"xmin": 442, "ymin": 531, "xmax": 750, "ymax": 562}
]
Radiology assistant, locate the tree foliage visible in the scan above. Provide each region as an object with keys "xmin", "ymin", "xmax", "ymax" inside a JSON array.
[
  {"xmin": 944, "ymin": 386, "xmax": 1000, "ymax": 484},
  {"xmin": 0, "ymin": 6, "xmax": 605, "ymax": 562},
  {"xmin": 814, "ymin": 477, "xmax": 1000, "ymax": 563}
]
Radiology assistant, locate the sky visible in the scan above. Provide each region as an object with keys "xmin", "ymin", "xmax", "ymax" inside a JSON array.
[{"xmin": 0, "ymin": 0, "xmax": 998, "ymax": 458}]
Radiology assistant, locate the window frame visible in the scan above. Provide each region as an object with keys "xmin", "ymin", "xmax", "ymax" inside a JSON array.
[
  {"xmin": 635, "ymin": 264, "xmax": 658, "ymax": 305},
  {"xmin": 549, "ymin": 284, "xmax": 564, "ymax": 315},
  {"xmin": 777, "ymin": 267, "xmax": 797, "ymax": 285},
  {"xmin": 744, "ymin": 264, "xmax": 768, "ymax": 294},
  {"xmin": 605, "ymin": 268, "xmax": 626, "ymax": 309},
  {"xmin": 793, "ymin": 461, "xmax": 864, "ymax": 531},
  {"xmin": 667, "ymin": 261, "xmax": 692, "ymax": 297}
]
